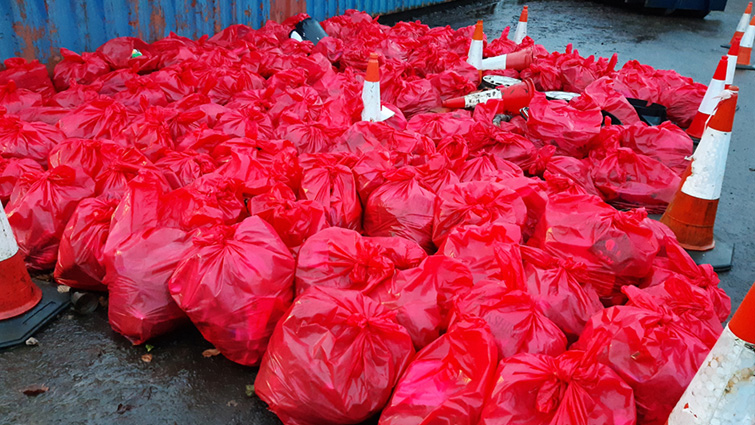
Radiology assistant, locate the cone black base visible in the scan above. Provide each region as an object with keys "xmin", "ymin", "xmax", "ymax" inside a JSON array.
[
  {"xmin": 0, "ymin": 279, "xmax": 71, "ymax": 349},
  {"xmin": 647, "ymin": 215, "xmax": 733, "ymax": 272},
  {"xmin": 735, "ymin": 64, "xmax": 755, "ymax": 70},
  {"xmin": 687, "ymin": 238, "xmax": 734, "ymax": 272},
  {"xmin": 721, "ymin": 44, "xmax": 731, "ymax": 48}
]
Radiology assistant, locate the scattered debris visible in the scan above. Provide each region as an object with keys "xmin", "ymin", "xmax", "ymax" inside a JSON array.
[
  {"xmin": 202, "ymin": 348, "xmax": 221, "ymax": 358},
  {"xmin": 140, "ymin": 354, "xmax": 153, "ymax": 363},
  {"xmin": 25, "ymin": 337, "xmax": 39, "ymax": 346},
  {"xmin": 21, "ymin": 384, "xmax": 49, "ymax": 396}
]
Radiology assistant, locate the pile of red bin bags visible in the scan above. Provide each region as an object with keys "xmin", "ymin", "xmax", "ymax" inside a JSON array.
[{"xmin": 0, "ymin": 10, "xmax": 728, "ymax": 425}]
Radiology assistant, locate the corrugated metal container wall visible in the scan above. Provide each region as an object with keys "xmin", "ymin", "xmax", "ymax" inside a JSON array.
[{"xmin": 1, "ymin": 0, "xmax": 448, "ymax": 64}]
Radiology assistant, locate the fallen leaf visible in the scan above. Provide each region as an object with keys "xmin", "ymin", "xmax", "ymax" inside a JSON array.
[
  {"xmin": 21, "ymin": 384, "xmax": 49, "ymax": 396},
  {"xmin": 57, "ymin": 285, "xmax": 71, "ymax": 293},
  {"xmin": 202, "ymin": 348, "xmax": 221, "ymax": 358},
  {"xmin": 145, "ymin": 344, "xmax": 154, "ymax": 353},
  {"xmin": 25, "ymin": 337, "xmax": 39, "ymax": 346},
  {"xmin": 245, "ymin": 384, "xmax": 255, "ymax": 397},
  {"xmin": 116, "ymin": 403, "xmax": 134, "ymax": 414},
  {"xmin": 141, "ymin": 354, "xmax": 153, "ymax": 363},
  {"xmin": 226, "ymin": 400, "xmax": 238, "ymax": 407}
]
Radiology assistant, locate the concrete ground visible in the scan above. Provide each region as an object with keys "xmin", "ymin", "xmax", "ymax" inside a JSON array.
[{"xmin": 1, "ymin": 0, "xmax": 753, "ymax": 423}]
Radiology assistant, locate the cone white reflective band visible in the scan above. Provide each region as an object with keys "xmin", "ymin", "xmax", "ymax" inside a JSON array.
[
  {"xmin": 726, "ymin": 54, "xmax": 737, "ymax": 85},
  {"xmin": 736, "ymin": 12, "xmax": 751, "ymax": 33},
  {"xmin": 480, "ymin": 54, "xmax": 508, "ymax": 70},
  {"xmin": 514, "ymin": 22, "xmax": 527, "ymax": 44},
  {"xmin": 668, "ymin": 326, "xmax": 755, "ymax": 425},
  {"xmin": 742, "ymin": 24, "xmax": 755, "ymax": 49},
  {"xmin": 464, "ymin": 89, "xmax": 503, "ymax": 108},
  {"xmin": 467, "ymin": 39, "xmax": 483, "ymax": 69},
  {"xmin": 681, "ymin": 126, "xmax": 730, "ymax": 200},
  {"xmin": 361, "ymin": 80, "xmax": 382, "ymax": 122},
  {"xmin": 0, "ymin": 202, "xmax": 19, "ymax": 262},
  {"xmin": 289, "ymin": 31, "xmax": 304, "ymax": 41},
  {"xmin": 697, "ymin": 78, "xmax": 725, "ymax": 115}
]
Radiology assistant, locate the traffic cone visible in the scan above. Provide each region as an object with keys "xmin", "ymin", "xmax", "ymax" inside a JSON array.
[
  {"xmin": 660, "ymin": 88, "xmax": 737, "ymax": 270},
  {"xmin": 514, "ymin": 6, "xmax": 528, "ymax": 44},
  {"xmin": 442, "ymin": 79, "xmax": 536, "ymax": 112},
  {"xmin": 686, "ymin": 56, "xmax": 728, "ymax": 140},
  {"xmin": 736, "ymin": 15, "xmax": 755, "ymax": 69},
  {"xmin": 722, "ymin": 2, "xmax": 752, "ymax": 48},
  {"xmin": 361, "ymin": 53, "xmax": 395, "ymax": 123},
  {"xmin": 0, "ymin": 201, "xmax": 70, "ymax": 348},
  {"xmin": 467, "ymin": 20, "xmax": 484, "ymax": 81},
  {"xmin": 667, "ymin": 281, "xmax": 755, "ymax": 424},
  {"xmin": 725, "ymin": 38, "xmax": 740, "ymax": 87},
  {"xmin": 480, "ymin": 46, "xmax": 534, "ymax": 71}
]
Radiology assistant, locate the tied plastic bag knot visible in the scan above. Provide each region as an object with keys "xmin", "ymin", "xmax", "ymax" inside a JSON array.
[
  {"xmin": 535, "ymin": 377, "xmax": 568, "ymax": 414},
  {"xmin": 346, "ymin": 313, "xmax": 369, "ymax": 329},
  {"xmin": 528, "ymin": 145, "xmax": 557, "ymax": 176},
  {"xmin": 48, "ymin": 165, "xmax": 78, "ymax": 185},
  {"xmin": 193, "ymin": 225, "xmax": 235, "ymax": 247},
  {"xmin": 349, "ymin": 239, "xmax": 394, "ymax": 285}
]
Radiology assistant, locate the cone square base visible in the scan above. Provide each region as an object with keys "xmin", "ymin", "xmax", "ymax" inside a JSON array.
[
  {"xmin": 686, "ymin": 238, "xmax": 734, "ymax": 272},
  {"xmin": 735, "ymin": 64, "xmax": 755, "ymax": 70},
  {"xmin": 0, "ymin": 279, "xmax": 71, "ymax": 349},
  {"xmin": 721, "ymin": 44, "xmax": 732, "ymax": 48}
]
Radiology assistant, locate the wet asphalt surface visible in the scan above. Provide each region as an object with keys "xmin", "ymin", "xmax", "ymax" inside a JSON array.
[{"xmin": 1, "ymin": 0, "xmax": 754, "ymax": 423}]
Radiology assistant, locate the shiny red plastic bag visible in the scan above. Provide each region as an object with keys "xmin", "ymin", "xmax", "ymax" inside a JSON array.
[
  {"xmin": 379, "ymin": 319, "xmax": 498, "ymax": 425},
  {"xmin": 450, "ymin": 280, "xmax": 567, "ymax": 359},
  {"xmin": 53, "ymin": 48, "xmax": 111, "ymax": 91},
  {"xmin": 154, "ymin": 150, "xmax": 217, "ymax": 189},
  {"xmin": 0, "ymin": 157, "xmax": 44, "ymax": 204},
  {"xmin": 544, "ymin": 155, "xmax": 601, "ymax": 197},
  {"xmin": 299, "ymin": 153, "xmax": 362, "ymax": 230},
  {"xmin": 0, "ymin": 81, "xmax": 43, "ymax": 115},
  {"xmin": 364, "ymin": 167, "xmax": 437, "ymax": 252},
  {"xmin": 57, "ymin": 98, "xmax": 131, "ymax": 140},
  {"xmin": 520, "ymin": 245, "xmax": 603, "ymax": 338},
  {"xmin": 295, "ymin": 227, "xmax": 399, "ymax": 296},
  {"xmin": 529, "ymin": 192, "xmax": 660, "ymax": 303},
  {"xmin": 570, "ymin": 77, "xmax": 641, "ymax": 126},
  {"xmin": 438, "ymin": 222, "xmax": 522, "ymax": 283},
  {"xmin": 573, "ymin": 301, "xmax": 710, "ymax": 425},
  {"xmin": 169, "ymin": 216, "xmax": 295, "ymax": 366},
  {"xmin": 105, "ymin": 226, "xmax": 195, "ymax": 345},
  {"xmin": 6, "ymin": 165, "xmax": 95, "ymax": 270},
  {"xmin": 0, "ymin": 115, "xmax": 65, "ymax": 165},
  {"xmin": 407, "ymin": 111, "xmax": 475, "ymax": 142},
  {"xmin": 525, "ymin": 93, "xmax": 603, "ymax": 158},
  {"xmin": 590, "ymin": 147, "xmax": 680, "ymax": 213},
  {"xmin": 479, "ymin": 350, "xmax": 636, "ymax": 425},
  {"xmin": 54, "ymin": 196, "xmax": 120, "ymax": 292},
  {"xmin": 0, "ymin": 58, "xmax": 55, "ymax": 98},
  {"xmin": 432, "ymin": 181, "xmax": 527, "ymax": 247},
  {"xmin": 620, "ymin": 121, "xmax": 692, "ymax": 175},
  {"xmin": 96, "ymin": 37, "xmax": 152, "ymax": 69},
  {"xmin": 255, "ymin": 287, "xmax": 415, "ymax": 425},
  {"xmin": 249, "ymin": 183, "xmax": 329, "ymax": 255}
]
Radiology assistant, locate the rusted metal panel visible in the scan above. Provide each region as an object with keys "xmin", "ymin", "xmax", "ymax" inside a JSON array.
[{"xmin": 1, "ymin": 0, "xmax": 447, "ymax": 65}]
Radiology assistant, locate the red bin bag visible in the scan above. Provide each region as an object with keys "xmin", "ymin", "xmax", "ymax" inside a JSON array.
[
  {"xmin": 0, "ymin": 115, "xmax": 65, "ymax": 165},
  {"xmin": 450, "ymin": 280, "xmax": 567, "ymax": 359},
  {"xmin": 379, "ymin": 319, "xmax": 498, "ymax": 425},
  {"xmin": 254, "ymin": 287, "xmax": 415, "ymax": 425},
  {"xmin": 478, "ymin": 350, "xmax": 636, "ymax": 425},
  {"xmin": 169, "ymin": 216, "xmax": 295, "ymax": 366},
  {"xmin": 54, "ymin": 196, "xmax": 120, "ymax": 292},
  {"xmin": 0, "ymin": 157, "xmax": 44, "ymax": 204},
  {"xmin": 6, "ymin": 165, "xmax": 95, "ymax": 270},
  {"xmin": 299, "ymin": 153, "xmax": 362, "ymax": 230}
]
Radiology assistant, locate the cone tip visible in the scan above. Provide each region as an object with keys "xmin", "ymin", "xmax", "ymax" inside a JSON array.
[
  {"xmin": 729, "ymin": 37, "xmax": 741, "ymax": 55},
  {"xmin": 365, "ymin": 53, "xmax": 380, "ymax": 82},
  {"xmin": 708, "ymin": 87, "xmax": 738, "ymax": 132},
  {"xmin": 729, "ymin": 281, "xmax": 755, "ymax": 344},
  {"xmin": 520, "ymin": 5, "xmax": 529, "ymax": 21},
  {"xmin": 713, "ymin": 56, "xmax": 729, "ymax": 80},
  {"xmin": 473, "ymin": 21, "xmax": 484, "ymax": 40},
  {"xmin": 746, "ymin": 2, "xmax": 753, "ymax": 14}
]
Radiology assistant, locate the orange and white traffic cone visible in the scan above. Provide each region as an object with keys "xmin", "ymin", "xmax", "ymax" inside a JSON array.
[
  {"xmin": 480, "ymin": 46, "xmax": 534, "ymax": 71},
  {"xmin": 0, "ymin": 200, "xmax": 70, "ymax": 348},
  {"xmin": 722, "ymin": 2, "xmax": 752, "ymax": 48},
  {"xmin": 361, "ymin": 53, "xmax": 395, "ymax": 123},
  {"xmin": 725, "ymin": 38, "xmax": 740, "ymax": 87},
  {"xmin": 660, "ymin": 87, "xmax": 738, "ymax": 270},
  {"xmin": 442, "ymin": 79, "xmax": 536, "ymax": 112},
  {"xmin": 514, "ymin": 6, "xmax": 528, "ymax": 44},
  {"xmin": 667, "ymin": 281, "xmax": 755, "ymax": 424},
  {"xmin": 467, "ymin": 20, "xmax": 484, "ymax": 82},
  {"xmin": 686, "ymin": 56, "xmax": 728, "ymax": 140},
  {"xmin": 736, "ymin": 15, "xmax": 755, "ymax": 69}
]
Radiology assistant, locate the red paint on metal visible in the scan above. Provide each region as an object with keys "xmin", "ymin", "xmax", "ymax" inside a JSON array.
[{"xmin": 269, "ymin": 0, "xmax": 307, "ymax": 24}]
